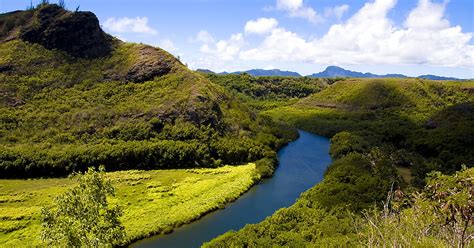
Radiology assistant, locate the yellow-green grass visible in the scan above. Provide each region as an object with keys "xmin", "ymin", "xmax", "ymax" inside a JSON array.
[
  {"xmin": 0, "ymin": 163, "xmax": 260, "ymax": 246},
  {"xmin": 396, "ymin": 167, "xmax": 413, "ymax": 184}
]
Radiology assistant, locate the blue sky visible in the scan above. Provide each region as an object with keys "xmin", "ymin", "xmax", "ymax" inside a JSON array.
[{"xmin": 1, "ymin": 0, "xmax": 473, "ymax": 78}]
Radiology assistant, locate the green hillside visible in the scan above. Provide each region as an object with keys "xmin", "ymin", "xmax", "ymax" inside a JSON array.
[
  {"xmin": 206, "ymin": 78, "xmax": 474, "ymax": 247},
  {"xmin": 0, "ymin": 5, "xmax": 295, "ymax": 178},
  {"xmin": 266, "ymin": 79, "xmax": 474, "ymax": 178},
  {"xmin": 202, "ymin": 73, "xmax": 329, "ymax": 110},
  {"xmin": 1, "ymin": 4, "xmax": 472, "ymax": 248}
]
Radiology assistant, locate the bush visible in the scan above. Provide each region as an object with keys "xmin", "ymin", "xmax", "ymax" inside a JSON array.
[
  {"xmin": 255, "ymin": 156, "xmax": 277, "ymax": 178},
  {"xmin": 41, "ymin": 166, "xmax": 125, "ymax": 246},
  {"xmin": 329, "ymin": 131, "xmax": 369, "ymax": 159}
]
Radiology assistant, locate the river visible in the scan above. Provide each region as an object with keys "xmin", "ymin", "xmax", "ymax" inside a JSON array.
[{"xmin": 132, "ymin": 130, "xmax": 331, "ymax": 248}]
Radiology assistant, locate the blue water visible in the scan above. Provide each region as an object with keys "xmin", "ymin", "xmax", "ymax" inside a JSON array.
[{"xmin": 132, "ymin": 130, "xmax": 331, "ymax": 248}]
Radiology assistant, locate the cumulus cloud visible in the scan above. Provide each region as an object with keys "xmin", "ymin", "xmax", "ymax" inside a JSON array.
[
  {"xmin": 324, "ymin": 4, "xmax": 350, "ymax": 20},
  {"xmin": 245, "ymin": 18, "xmax": 279, "ymax": 35},
  {"xmin": 276, "ymin": 0, "xmax": 303, "ymax": 11},
  {"xmin": 200, "ymin": 33, "xmax": 245, "ymax": 61},
  {"xmin": 240, "ymin": 0, "xmax": 474, "ymax": 68},
  {"xmin": 157, "ymin": 39, "xmax": 178, "ymax": 52},
  {"xmin": 104, "ymin": 17, "xmax": 158, "ymax": 35},
  {"xmin": 276, "ymin": 0, "xmax": 323, "ymax": 24},
  {"xmin": 191, "ymin": 30, "xmax": 215, "ymax": 44},
  {"xmin": 404, "ymin": 0, "xmax": 449, "ymax": 30},
  {"xmin": 241, "ymin": 28, "xmax": 315, "ymax": 61}
]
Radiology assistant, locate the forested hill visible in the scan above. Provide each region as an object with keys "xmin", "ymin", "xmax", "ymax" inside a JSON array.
[
  {"xmin": 205, "ymin": 76, "xmax": 474, "ymax": 248},
  {"xmin": 0, "ymin": 4, "xmax": 296, "ymax": 178}
]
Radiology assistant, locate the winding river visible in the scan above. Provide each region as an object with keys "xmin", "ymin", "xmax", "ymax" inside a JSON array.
[{"xmin": 132, "ymin": 130, "xmax": 331, "ymax": 248}]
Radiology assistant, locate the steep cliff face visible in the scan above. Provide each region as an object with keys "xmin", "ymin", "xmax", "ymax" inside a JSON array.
[{"xmin": 1, "ymin": 4, "xmax": 115, "ymax": 58}]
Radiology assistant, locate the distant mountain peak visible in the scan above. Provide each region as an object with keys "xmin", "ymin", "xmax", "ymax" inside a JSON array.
[
  {"xmin": 309, "ymin": 66, "xmax": 459, "ymax": 80},
  {"xmin": 196, "ymin": 66, "xmax": 461, "ymax": 80},
  {"xmin": 325, "ymin": 65, "xmax": 344, "ymax": 70}
]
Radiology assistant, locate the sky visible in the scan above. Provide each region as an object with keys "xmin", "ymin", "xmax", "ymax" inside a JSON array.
[{"xmin": 1, "ymin": 0, "xmax": 473, "ymax": 78}]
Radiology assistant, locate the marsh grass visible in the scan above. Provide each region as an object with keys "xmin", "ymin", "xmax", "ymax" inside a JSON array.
[{"xmin": 0, "ymin": 163, "xmax": 259, "ymax": 246}]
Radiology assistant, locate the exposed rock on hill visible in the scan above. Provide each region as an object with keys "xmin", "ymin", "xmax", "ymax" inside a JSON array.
[
  {"xmin": 21, "ymin": 4, "xmax": 114, "ymax": 58},
  {"xmin": 1, "ymin": 4, "xmax": 115, "ymax": 58},
  {"xmin": 124, "ymin": 45, "xmax": 176, "ymax": 82}
]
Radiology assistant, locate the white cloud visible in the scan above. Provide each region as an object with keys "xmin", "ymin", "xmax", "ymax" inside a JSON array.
[
  {"xmin": 324, "ymin": 4, "xmax": 350, "ymax": 20},
  {"xmin": 245, "ymin": 18, "xmax": 279, "ymax": 35},
  {"xmin": 104, "ymin": 17, "xmax": 157, "ymax": 35},
  {"xmin": 276, "ymin": 0, "xmax": 322, "ymax": 24},
  {"xmin": 241, "ymin": 28, "xmax": 315, "ymax": 61},
  {"xmin": 277, "ymin": 0, "xmax": 303, "ymax": 11},
  {"xmin": 192, "ymin": 30, "xmax": 215, "ymax": 44},
  {"xmin": 264, "ymin": 65, "xmax": 276, "ymax": 70},
  {"xmin": 114, "ymin": 35, "xmax": 127, "ymax": 42},
  {"xmin": 240, "ymin": 0, "xmax": 474, "ymax": 68},
  {"xmin": 157, "ymin": 39, "xmax": 178, "ymax": 52},
  {"xmin": 200, "ymin": 33, "xmax": 245, "ymax": 61},
  {"xmin": 404, "ymin": 0, "xmax": 449, "ymax": 30}
]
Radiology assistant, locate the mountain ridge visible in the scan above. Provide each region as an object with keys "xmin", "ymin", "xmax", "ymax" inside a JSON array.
[{"xmin": 197, "ymin": 66, "xmax": 464, "ymax": 80}]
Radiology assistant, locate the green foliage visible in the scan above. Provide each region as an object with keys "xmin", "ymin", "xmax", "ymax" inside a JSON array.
[
  {"xmin": 0, "ymin": 40, "xmax": 294, "ymax": 178},
  {"xmin": 0, "ymin": 164, "xmax": 259, "ymax": 246},
  {"xmin": 205, "ymin": 151, "xmax": 397, "ymax": 247},
  {"xmin": 206, "ymin": 74, "xmax": 326, "ymax": 101},
  {"xmin": 314, "ymin": 153, "xmax": 396, "ymax": 212},
  {"xmin": 265, "ymin": 79, "xmax": 474, "ymax": 183},
  {"xmin": 40, "ymin": 166, "xmax": 125, "ymax": 247},
  {"xmin": 359, "ymin": 167, "xmax": 473, "ymax": 247},
  {"xmin": 255, "ymin": 157, "xmax": 277, "ymax": 178},
  {"xmin": 205, "ymin": 73, "xmax": 327, "ymax": 111},
  {"xmin": 330, "ymin": 131, "xmax": 370, "ymax": 159},
  {"xmin": 206, "ymin": 78, "xmax": 473, "ymax": 247}
]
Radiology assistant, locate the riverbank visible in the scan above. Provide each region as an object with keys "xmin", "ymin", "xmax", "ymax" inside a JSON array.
[
  {"xmin": 0, "ymin": 164, "xmax": 260, "ymax": 246},
  {"xmin": 131, "ymin": 130, "xmax": 331, "ymax": 248}
]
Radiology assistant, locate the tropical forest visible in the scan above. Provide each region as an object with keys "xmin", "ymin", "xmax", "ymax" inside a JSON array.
[{"xmin": 0, "ymin": 0, "xmax": 472, "ymax": 247}]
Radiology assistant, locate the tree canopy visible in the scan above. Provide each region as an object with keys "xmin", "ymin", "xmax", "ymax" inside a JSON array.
[{"xmin": 41, "ymin": 166, "xmax": 125, "ymax": 247}]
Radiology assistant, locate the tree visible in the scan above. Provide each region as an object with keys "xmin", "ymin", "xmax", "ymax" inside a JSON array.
[
  {"xmin": 58, "ymin": 0, "xmax": 65, "ymax": 8},
  {"xmin": 27, "ymin": 0, "xmax": 34, "ymax": 10},
  {"xmin": 41, "ymin": 166, "xmax": 125, "ymax": 247}
]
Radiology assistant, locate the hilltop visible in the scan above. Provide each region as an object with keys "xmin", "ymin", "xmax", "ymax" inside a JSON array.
[
  {"xmin": 0, "ymin": 4, "xmax": 115, "ymax": 58},
  {"xmin": 0, "ymin": 4, "xmax": 294, "ymax": 178}
]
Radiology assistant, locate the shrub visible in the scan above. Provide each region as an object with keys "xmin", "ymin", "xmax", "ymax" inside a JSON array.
[{"xmin": 41, "ymin": 166, "xmax": 125, "ymax": 246}]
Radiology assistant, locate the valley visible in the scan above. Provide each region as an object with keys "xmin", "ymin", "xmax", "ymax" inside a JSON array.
[{"xmin": 0, "ymin": 1, "xmax": 473, "ymax": 247}]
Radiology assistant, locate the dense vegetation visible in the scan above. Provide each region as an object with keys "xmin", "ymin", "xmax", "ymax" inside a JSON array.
[
  {"xmin": 202, "ymin": 73, "xmax": 331, "ymax": 110},
  {"xmin": 1, "ymin": 4, "xmax": 473, "ymax": 247},
  {"xmin": 0, "ymin": 163, "xmax": 259, "ymax": 246},
  {"xmin": 265, "ymin": 79, "xmax": 473, "ymax": 184},
  {"xmin": 359, "ymin": 167, "xmax": 473, "ymax": 247},
  {"xmin": 0, "ymin": 5, "xmax": 296, "ymax": 178},
  {"xmin": 205, "ymin": 167, "xmax": 473, "ymax": 247},
  {"xmin": 205, "ymin": 76, "xmax": 473, "ymax": 246}
]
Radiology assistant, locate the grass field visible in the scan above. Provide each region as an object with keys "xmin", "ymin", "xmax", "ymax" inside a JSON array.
[{"xmin": 0, "ymin": 164, "xmax": 260, "ymax": 246}]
